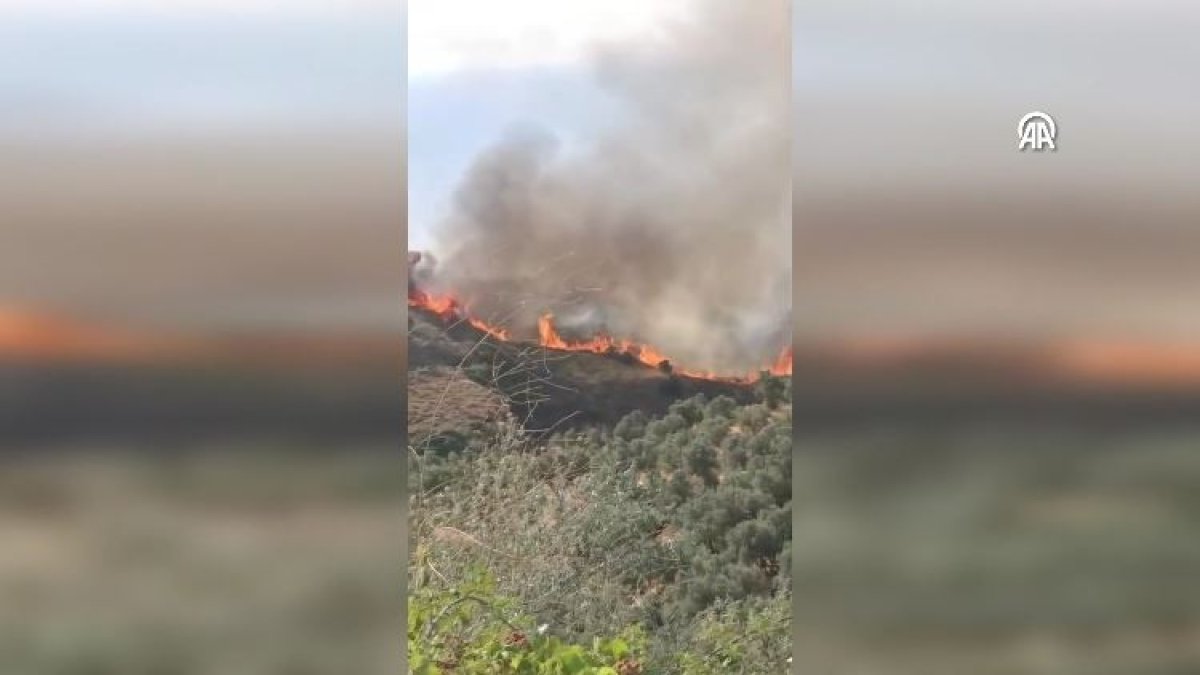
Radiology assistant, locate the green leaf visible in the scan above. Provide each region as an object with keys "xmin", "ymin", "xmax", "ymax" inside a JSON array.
[{"xmin": 606, "ymin": 638, "xmax": 629, "ymax": 660}]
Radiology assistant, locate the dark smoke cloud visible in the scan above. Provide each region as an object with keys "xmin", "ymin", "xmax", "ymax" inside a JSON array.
[{"xmin": 422, "ymin": 0, "xmax": 790, "ymax": 373}]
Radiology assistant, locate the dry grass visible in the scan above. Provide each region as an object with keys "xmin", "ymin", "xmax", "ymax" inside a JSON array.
[{"xmin": 407, "ymin": 367, "xmax": 511, "ymax": 444}]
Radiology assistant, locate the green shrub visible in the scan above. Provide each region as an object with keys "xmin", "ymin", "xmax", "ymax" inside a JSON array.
[
  {"xmin": 409, "ymin": 568, "xmax": 647, "ymax": 674},
  {"xmin": 677, "ymin": 593, "xmax": 790, "ymax": 675},
  {"xmin": 409, "ymin": 390, "xmax": 791, "ymax": 673}
]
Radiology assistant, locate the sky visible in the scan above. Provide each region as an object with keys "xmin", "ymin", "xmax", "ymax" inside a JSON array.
[{"xmin": 406, "ymin": 0, "xmax": 688, "ymax": 251}]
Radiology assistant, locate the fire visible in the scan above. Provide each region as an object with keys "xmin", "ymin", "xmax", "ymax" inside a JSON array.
[
  {"xmin": 538, "ymin": 313, "xmax": 676, "ymax": 371},
  {"xmin": 537, "ymin": 313, "xmax": 640, "ymax": 360},
  {"xmin": 408, "ymin": 288, "xmax": 460, "ymax": 322},
  {"xmin": 536, "ymin": 313, "xmax": 571, "ymax": 351},
  {"xmin": 410, "ymin": 281, "xmax": 791, "ymax": 382},
  {"xmin": 468, "ymin": 317, "xmax": 511, "ymax": 341},
  {"xmin": 408, "ymin": 287, "xmax": 511, "ymax": 340},
  {"xmin": 536, "ymin": 313, "xmax": 791, "ymax": 381},
  {"xmin": 769, "ymin": 345, "xmax": 792, "ymax": 376}
]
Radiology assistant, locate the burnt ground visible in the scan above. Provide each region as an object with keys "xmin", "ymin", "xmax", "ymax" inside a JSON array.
[{"xmin": 406, "ymin": 307, "xmax": 757, "ymax": 437}]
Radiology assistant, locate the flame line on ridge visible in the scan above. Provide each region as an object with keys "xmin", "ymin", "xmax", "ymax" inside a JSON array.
[{"xmin": 409, "ymin": 289, "xmax": 791, "ymax": 382}]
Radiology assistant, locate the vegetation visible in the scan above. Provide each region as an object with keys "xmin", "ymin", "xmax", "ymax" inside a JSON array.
[
  {"xmin": 409, "ymin": 567, "xmax": 648, "ymax": 674},
  {"xmin": 408, "ymin": 377, "xmax": 792, "ymax": 673}
]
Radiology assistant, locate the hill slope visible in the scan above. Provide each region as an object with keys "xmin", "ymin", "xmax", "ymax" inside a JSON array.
[{"xmin": 407, "ymin": 307, "xmax": 757, "ymax": 435}]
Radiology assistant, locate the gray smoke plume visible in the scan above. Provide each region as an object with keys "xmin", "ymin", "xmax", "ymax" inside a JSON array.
[{"xmin": 424, "ymin": 0, "xmax": 790, "ymax": 373}]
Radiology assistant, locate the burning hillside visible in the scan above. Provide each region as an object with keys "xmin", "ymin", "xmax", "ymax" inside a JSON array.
[
  {"xmin": 408, "ymin": 252, "xmax": 791, "ymax": 382},
  {"xmin": 411, "ymin": 1, "xmax": 791, "ymax": 376}
]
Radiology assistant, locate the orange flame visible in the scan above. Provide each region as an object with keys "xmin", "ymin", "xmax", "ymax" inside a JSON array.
[
  {"xmin": 409, "ymin": 283, "xmax": 790, "ymax": 381},
  {"xmin": 769, "ymin": 345, "xmax": 793, "ymax": 377},
  {"xmin": 408, "ymin": 288, "xmax": 512, "ymax": 340},
  {"xmin": 408, "ymin": 288, "xmax": 460, "ymax": 321},
  {"xmin": 538, "ymin": 313, "xmax": 677, "ymax": 370},
  {"xmin": 535, "ymin": 313, "xmax": 791, "ymax": 381},
  {"xmin": 468, "ymin": 317, "xmax": 511, "ymax": 341}
]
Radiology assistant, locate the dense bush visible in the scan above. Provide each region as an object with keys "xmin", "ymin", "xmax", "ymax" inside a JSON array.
[{"xmin": 408, "ymin": 375, "xmax": 791, "ymax": 673}]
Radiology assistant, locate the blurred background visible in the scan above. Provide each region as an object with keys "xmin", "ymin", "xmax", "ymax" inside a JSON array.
[
  {"xmin": 1, "ymin": 1, "xmax": 405, "ymax": 673},
  {"xmin": 794, "ymin": 1, "xmax": 1200, "ymax": 673}
]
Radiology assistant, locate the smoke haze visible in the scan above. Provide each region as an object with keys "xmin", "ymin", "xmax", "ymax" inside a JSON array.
[{"xmin": 420, "ymin": 0, "xmax": 790, "ymax": 373}]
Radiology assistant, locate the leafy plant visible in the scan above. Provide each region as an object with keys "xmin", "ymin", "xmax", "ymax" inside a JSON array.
[
  {"xmin": 409, "ymin": 568, "xmax": 647, "ymax": 674},
  {"xmin": 409, "ymin": 383, "xmax": 792, "ymax": 673}
]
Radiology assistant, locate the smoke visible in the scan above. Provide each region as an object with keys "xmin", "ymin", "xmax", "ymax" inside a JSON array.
[{"xmin": 422, "ymin": 0, "xmax": 790, "ymax": 373}]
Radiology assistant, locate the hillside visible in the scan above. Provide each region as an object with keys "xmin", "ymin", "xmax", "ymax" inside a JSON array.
[
  {"xmin": 407, "ymin": 305, "xmax": 792, "ymax": 673},
  {"xmin": 408, "ymin": 383, "xmax": 792, "ymax": 673},
  {"xmin": 407, "ymin": 306, "xmax": 758, "ymax": 436}
]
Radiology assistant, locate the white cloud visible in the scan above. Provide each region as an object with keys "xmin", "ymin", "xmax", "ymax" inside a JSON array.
[{"xmin": 408, "ymin": 0, "xmax": 689, "ymax": 80}]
